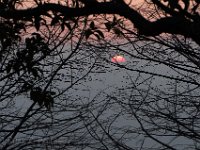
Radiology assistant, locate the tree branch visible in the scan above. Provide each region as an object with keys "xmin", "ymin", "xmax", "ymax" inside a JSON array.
[{"xmin": 0, "ymin": 0, "xmax": 199, "ymax": 45}]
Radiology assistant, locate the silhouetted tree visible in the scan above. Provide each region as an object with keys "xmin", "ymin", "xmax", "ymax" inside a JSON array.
[{"xmin": 0, "ymin": 0, "xmax": 200, "ymax": 149}]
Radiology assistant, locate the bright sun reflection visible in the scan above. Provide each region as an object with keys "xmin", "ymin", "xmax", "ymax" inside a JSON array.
[{"xmin": 111, "ymin": 55, "xmax": 126, "ymax": 63}]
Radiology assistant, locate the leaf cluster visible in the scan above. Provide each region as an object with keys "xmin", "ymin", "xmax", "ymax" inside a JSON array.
[
  {"xmin": 0, "ymin": 20, "xmax": 23, "ymax": 52},
  {"xmin": 30, "ymin": 87, "xmax": 55, "ymax": 110},
  {"xmin": 6, "ymin": 33, "xmax": 49, "ymax": 78},
  {"xmin": 104, "ymin": 16, "xmax": 124, "ymax": 37},
  {"xmin": 85, "ymin": 21, "xmax": 104, "ymax": 40},
  {"xmin": 50, "ymin": 13, "xmax": 78, "ymax": 31}
]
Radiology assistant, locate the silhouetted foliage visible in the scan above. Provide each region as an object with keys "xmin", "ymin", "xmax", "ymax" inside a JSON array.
[{"xmin": 0, "ymin": 0, "xmax": 200, "ymax": 150}]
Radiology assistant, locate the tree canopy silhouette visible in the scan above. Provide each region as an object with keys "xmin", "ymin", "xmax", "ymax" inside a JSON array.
[
  {"xmin": 1, "ymin": 0, "xmax": 200, "ymax": 150},
  {"xmin": 0, "ymin": 0, "xmax": 200, "ymax": 44}
]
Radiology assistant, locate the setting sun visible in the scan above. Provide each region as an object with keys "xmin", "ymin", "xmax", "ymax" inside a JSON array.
[{"xmin": 111, "ymin": 55, "xmax": 126, "ymax": 63}]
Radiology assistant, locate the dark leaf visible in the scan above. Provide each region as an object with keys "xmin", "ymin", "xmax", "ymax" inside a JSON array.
[
  {"xmin": 30, "ymin": 87, "xmax": 43, "ymax": 105},
  {"xmin": 32, "ymin": 32, "xmax": 41, "ymax": 38},
  {"xmin": 90, "ymin": 21, "xmax": 95, "ymax": 30},
  {"xmin": 44, "ymin": 95, "xmax": 54, "ymax": 110},
  {"xmin": 21, "ymin": 82, "xmax": 32, "ymax": 92},
  {"xmin": 61, "ymin": 23, "xmax": 65, "ymax": 31},
  {"xmin": 6, "ymin": 62, "xmax": 12, "ymax": 73},
  {"xmin": 34, "ymin": 16, "xmax": 41, "ymax": 31},
  {"xmin": 85, "ymin": 29, "xmax": 93, "ymax": 39},
  {"xmin": 32, "ymin": 68, "xmax": 40, "ymax": 78},
  {"xmin": 105, "ymin": 22, "xmax": 112, "ymax": 32},
  {"xmin": 13, "ymin": 62, "xmax": 20, "ymax": 75},
  {"xmin": 38, "ymin": 98, "xmax": 43, "ymax": 106},
  {"xmin": 69, "ymin": 17, "xmax": 77, "ymax": 23},
  {"xmin": 65, "ymin": 22, "xmax": 72, "ymax": 31},
  {"xmin": 25, "ymin": 38, "xmax": 31, "ymax": 47},
  {"xmin": 51, "ymin": 16, "xmax": 60, "ymax": 26},
  {"xmin": 112, "ymin": 16, "xmax": 118, "ymax": 26},
  {"xmin": 94, "ymin": 34, "xmax": 101, "ymax": 40},
  {"xmin": 44, "ymin": 101, "xmax": 49, "ymax": 110},
  {"xmin": 113, "ymin": 27, "xmax": 123, "ymax": 36},
  {"xmin": 15, "ymin": 23, "xmax": 26, "ymax": 32},
  {"xmin": 95, "ymin": 30, "xmax": 104, "ymax": 38},
  {"xmin": 30, "ymin": 90, "xmax": 37, "ymax": 102},
  {"xmin": 113, "ymin": 16, "xmax": 117, "ymax": 24},
  {"xmin": 26, "ymin": 51, "xmax": 34, "ymax": 62}
]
